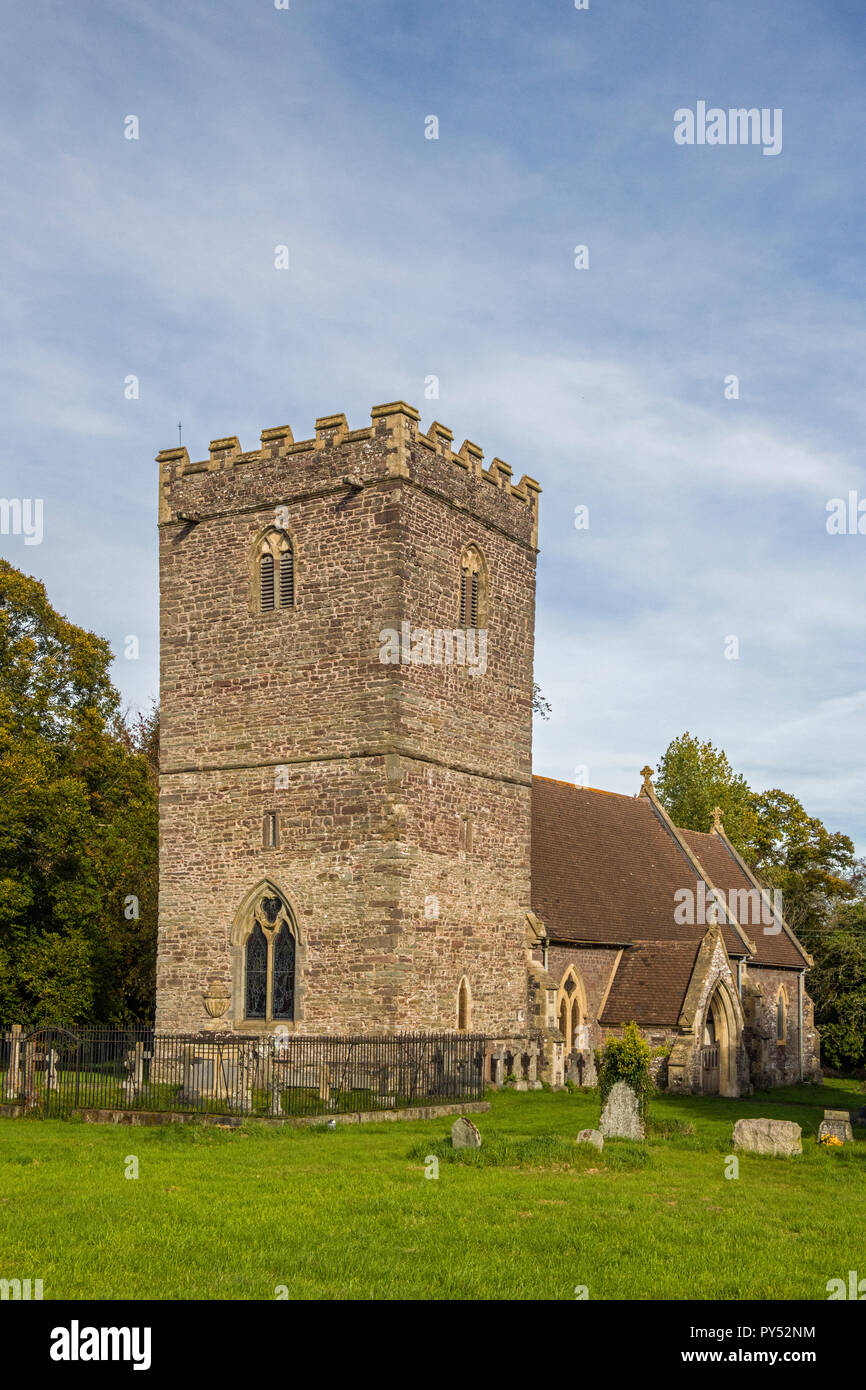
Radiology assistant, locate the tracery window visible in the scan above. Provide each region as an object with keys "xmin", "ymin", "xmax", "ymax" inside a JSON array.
[
  {"xmin": 242, "ymin": 892, "xmax": 298, "ymax": 1023},
  {"xmin": 253, "ymin": 526, "xmax": 295, "ymax": 615}
]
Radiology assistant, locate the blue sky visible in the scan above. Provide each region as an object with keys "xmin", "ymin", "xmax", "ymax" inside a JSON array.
[{"xmin": 1, "ymin": 0, "xmax": 864, "ymax": 848}]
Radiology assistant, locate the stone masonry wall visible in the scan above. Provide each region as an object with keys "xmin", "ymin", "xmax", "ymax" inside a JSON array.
[
  {"xmin": 156, "ymin": 403, "xmax": 538, "ymax": 1035},
  {"xmin": 743, "ymin": 965, "xmax": 816, "ymax": 1086}
]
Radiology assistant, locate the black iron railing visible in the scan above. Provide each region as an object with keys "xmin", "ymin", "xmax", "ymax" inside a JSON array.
[{"xmin": 0, "ymin": 1026, "xmax": 487, "ymax": 1119}]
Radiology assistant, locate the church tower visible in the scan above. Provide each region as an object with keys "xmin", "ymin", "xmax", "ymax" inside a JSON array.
[{"xmin": 155, "ymin": 402, "xmax": 540, "ymax": 1035}]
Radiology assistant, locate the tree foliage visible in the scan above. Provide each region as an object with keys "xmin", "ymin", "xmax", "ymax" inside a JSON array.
[
  {"xmin": 596, "ymin": 1021, "xmax": 654, "ymax": 1118},
  {"xmin": 654, "ymin": 732, "xmax": 758, "ymax": 857},
  {"xmin": 0, "ymin": 560, "xmax": 158, "ymax": 1025},
  {"xmin": 807, "ymin": 903, "xmax": 866, "ymax": 1072},
  {"xmin": 655, "ymin": 730, "xmax": 864, "ymax": 1072}
]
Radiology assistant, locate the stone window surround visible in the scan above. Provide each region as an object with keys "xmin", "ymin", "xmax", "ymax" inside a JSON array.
[
  {"xmin": 458, "ymin": 542, "xmax": 488, "ymax": 628},
  {"xmin": 250, "ymin": 523, "xmax": 297, "ymax": 617},
  {"xmin": 229, "ymin": 880, "xmax": 307, "ymax": 1033}
]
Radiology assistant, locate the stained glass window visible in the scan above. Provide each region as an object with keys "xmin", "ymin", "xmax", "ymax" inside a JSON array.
[
  {"xmin": 245, "ymin": 922, "xmax": 268, "ymax": 1019},
  {"xmin": 272, "ymin": 923, "xmax": 296, "ymax": 1020}
]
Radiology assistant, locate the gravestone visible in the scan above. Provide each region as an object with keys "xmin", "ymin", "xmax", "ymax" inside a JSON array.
[
  {"xmin": 817, "ymin": 1110, "xmax": 853, "ymax": 1144},
  {"xmin": 179, "ymin": 1054, "xmax": 215, "ymax": 1106},
  {"xmin": 576, "ymin": 1128, "xmax": 604, "ymax": 1150},
  {"xmin": 232, "ymin": 1050, "xmax": 255, "ymax": 1114},
  {"xmin": 853, "ymin": 1105, "xmax": 866, "ymax": 1127},
  {"xmin": 599, "ymin": 1081, "xmax": 644, "ymax": 1140},
  {"xmin": 576, "ymin": 1050, "xmax": 598, "ymax": 1088},
  {"xmin": 45, "ymin": 1048, "xmax": 60, "ymax": 1093},
  {"xmin": 732, "ymin": 1117, "xmax": 802, "ymax": 1156},
  {"xmin": 122, "ymin": 1042, "xmax": 149, "ymax": 1103},
  {"xmin": 451, "ymin": 1116, "xmax": 482, "ymax": 1149},
  {"xmin": 4, "ymin": 1025, "xmax": 22, "ymax": 1100}
]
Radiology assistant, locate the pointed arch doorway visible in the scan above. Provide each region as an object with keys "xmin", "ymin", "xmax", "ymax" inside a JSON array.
[{"xmin": 701, "ymin": 983, "xmax": 739, "ymax": 1097}]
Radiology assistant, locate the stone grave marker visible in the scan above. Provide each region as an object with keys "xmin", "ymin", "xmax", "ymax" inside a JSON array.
[
  {"xmin": 817, "ymin": 1110, "xmax": 853, "ymax": 1144},
  {"xmin": 576, "ymin": 1128, "xmax": 604, "ymax": 1150},
  {"xmin": 451, "ymin": 1116, "xmax": 482, "ymax": 1149},
  {"xmin": 599, "ymin": 1081, "xmax": 644, "ymax": 1140}
]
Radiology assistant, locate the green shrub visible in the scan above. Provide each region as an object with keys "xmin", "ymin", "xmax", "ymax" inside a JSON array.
[{"xmin": 597, "ymin": 1022, "xmax": 654, "ymax": 1118}]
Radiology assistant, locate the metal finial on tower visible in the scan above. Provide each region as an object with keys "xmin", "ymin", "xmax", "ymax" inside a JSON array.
[{"xmin": 178, "ymin": 422, "xmax": 183, "ymax": 447}]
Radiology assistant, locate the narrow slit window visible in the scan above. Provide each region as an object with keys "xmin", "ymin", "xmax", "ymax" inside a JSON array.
[
  {"xmin": 458, "ymin": 545, "xmax": 486, "ymax": 628},
  {"xmin": 260, "ymin": 553, "xmax": 275, "ymax": 611},
  {"xmin": 264, "ymin": 812, "xmax": 278, "ymax": 848},
  {"xmin": 457, "ymin": 979, "xmax": 470, "ymax": 1032}
]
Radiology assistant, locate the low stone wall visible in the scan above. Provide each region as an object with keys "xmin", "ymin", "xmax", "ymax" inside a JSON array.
[{"xmin": 0, "ymin": 1099, "xmax": 490, "ymax": 1128}]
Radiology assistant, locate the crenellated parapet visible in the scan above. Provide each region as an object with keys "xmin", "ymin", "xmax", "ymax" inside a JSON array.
[{"xmin": 157, "ymin": 400, "xmax": 541, "ymax": 544}]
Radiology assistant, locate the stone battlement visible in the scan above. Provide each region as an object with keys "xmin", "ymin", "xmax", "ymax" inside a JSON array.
[{"xmin": 157, "ymin": 400, "xmax": 540, "ymax": 540}]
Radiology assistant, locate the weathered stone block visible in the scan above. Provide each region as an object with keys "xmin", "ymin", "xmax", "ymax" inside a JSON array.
[{"xmin": 732, "ymin": 1117, "xmax": 802, "ymax": 1156}]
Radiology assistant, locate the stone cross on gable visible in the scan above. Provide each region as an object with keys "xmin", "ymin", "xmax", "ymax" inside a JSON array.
[
  {"xmin": 711, "ymin": 805, "xmax": 724, "ymax": 834},
  {"xmin": 640, "ymin": 765, "xmax": 655, "ymax": 792}
]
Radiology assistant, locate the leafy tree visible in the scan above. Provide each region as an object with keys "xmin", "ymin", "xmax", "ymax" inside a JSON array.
[
  {"xmin": 654, "ymin": 732, "xmax": 758, "ymax": 857},
  {"xmin": 0, "ymin": 560, "xmax": 158, "ymax": 1025},
  {"xmin": 751, "ymin": 789, "xmax": 858, "ymax": 946},
  {"xmin": 596, "ymin": 1021, "xmax": 653, "ymax": 1118},
  {"xmin": 655, "ymin": 730, "xmax": 864, "ymax": 1074},
  {"xmin": 806, "ymin": 903, "xmax": 866, "ymax": 1072}
]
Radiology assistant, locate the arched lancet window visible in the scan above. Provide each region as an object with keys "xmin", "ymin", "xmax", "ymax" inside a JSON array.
[
  {"xmin": 556, "ymin": 967, "xmax": 586, "ymax": 1052},
  {"xmin": 245, "ymin": 922, "xmax": 268, "ymax": 1020},
  {"xmin": 457, "ymin": 977, "xmax": 471, "ymax": 1032},
  {"xmin": 272, "ymin": 922, "xmax": 296, "ymax": 1020},
  {"xmin": 458, "ymin": 544, "xmax": 487, "ymax": 628},
  {"xmin": 238, "ymin": 889, "xmax": 300, "ymax": 1024},
  {"xmin": 252, "ymin": 527, "xmax": 296, "ymax": 615}
]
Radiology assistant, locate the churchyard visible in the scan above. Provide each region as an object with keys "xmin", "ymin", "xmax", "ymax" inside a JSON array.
[{"xmin": 2, "ymin": 1078, "xmax": 863, "ymax": 1301}]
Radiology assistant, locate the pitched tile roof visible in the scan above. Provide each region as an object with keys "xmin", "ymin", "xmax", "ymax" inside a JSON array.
[
  {"xmin": 680, "ymin": 829, "xmax": 809, "ymax": 969},
  {"xmin": 598, "ymin": 939, "xmax": 703, "ymax": 1027},
  {"xmin": 530, "ymin": 776, "xmax": 745, "ymax": 955}
]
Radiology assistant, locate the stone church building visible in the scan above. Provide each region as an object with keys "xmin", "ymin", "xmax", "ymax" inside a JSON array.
[{"xmin": 155, "ymin": 400, "xmax": 819, "ymax": 1095}]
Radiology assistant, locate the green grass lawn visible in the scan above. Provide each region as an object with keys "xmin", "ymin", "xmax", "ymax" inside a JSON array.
[{"xmin": 1, "ymin": 1079, "xmax": 864, "ymax": 1300}]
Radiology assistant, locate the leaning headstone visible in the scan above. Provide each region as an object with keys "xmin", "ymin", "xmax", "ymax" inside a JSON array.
[
  {"xmin": 599, "ymin": 1081, "xmax": 644, "ymax": 1140},
  {"xmin": 576, "ymin": 1128, "xmax": 604, "ymax": 1150},
  {"xmin": 732, "ymin": 1117, "xmax": 802, "ymax": 1156},
  {"xmin": 817, "ymin": 1110, "xmax": 854, "ymax": 1144},
  {"xmin": 451, "ymin": 1116, "xmax": 482, "ymax": 1149}
]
